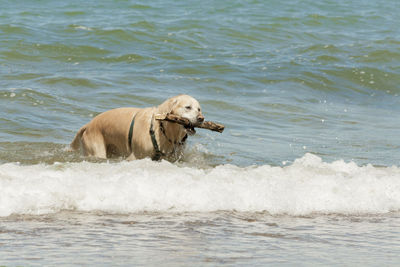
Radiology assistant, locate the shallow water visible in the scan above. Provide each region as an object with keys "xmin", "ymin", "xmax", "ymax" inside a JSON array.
[
  {"xmin": 1, "ymin": 0, "xmax": 400, "ymax": 265},
  {"xmin": 1, "ymin": 211, "xmax": 400, "ymax": 266}
]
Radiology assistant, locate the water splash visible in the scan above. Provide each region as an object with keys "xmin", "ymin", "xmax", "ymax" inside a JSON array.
[{"xmin": 1, "ymin": 153, "xmax": 399, "ymax": 217}]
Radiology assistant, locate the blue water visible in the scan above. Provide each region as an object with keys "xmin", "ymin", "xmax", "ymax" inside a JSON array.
[{"xmin": 1, "ymin": 0, "xmax": 400, "ymax": 265}]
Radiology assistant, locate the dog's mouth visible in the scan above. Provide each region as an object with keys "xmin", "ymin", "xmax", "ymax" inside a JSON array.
[{"xmin": 184, "ymin": 125, "xmax": 196, "ymax": 135}]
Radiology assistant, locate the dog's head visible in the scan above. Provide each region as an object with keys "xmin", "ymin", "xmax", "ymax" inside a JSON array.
[{"xmin": 158, "ymin": 94, "xmax": 204, "ymax": 135}]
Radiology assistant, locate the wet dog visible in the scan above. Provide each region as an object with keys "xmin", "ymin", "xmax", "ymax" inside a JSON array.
[{"xmin": 70, "ymin": 94, "xmax": 204, "ymax": 161}]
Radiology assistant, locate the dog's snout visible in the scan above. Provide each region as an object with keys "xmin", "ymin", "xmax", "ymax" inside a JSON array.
[{"xmin": 197, "ymin": 114, "xmax": 205, "ymax": 123}]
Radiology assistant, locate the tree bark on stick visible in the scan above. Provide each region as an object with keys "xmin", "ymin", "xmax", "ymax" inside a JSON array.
[{"xmin": 155, "ymin": 113, "xmax": 225, "ymax": 133}]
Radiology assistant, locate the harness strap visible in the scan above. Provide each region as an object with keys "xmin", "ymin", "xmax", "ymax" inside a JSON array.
[
  {"xmin": 150, "ymin": 116, "xmax": 164, "ymax": 161},
  {"xmin": 180, "ymin": 134, "xmax": 188, "ymax": 144},
  {"xmin": 130, "ymin": 114, "xmax": 188, "ymax": 161},
  {"xmin": 159, "ymin": 121, "xmax": 173, "ymax": 144},
  {"xmin": 128, "ymin": 114, "xmax": 137, "ymax": 152}
]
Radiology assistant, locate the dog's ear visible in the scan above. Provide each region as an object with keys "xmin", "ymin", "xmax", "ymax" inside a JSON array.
[
  {"xmin": 158, "ymin": 97, "xmax": 179, "ymax": 114},
  {"xmin": 168, "ymin": 98, "xmax": 179, "ymax": 114}
]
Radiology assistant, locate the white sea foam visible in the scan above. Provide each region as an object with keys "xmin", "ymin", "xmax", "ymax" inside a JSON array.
[
  {"xmin": 73, "ymin": 25, "xmax": 93, "ymax": 31},
  {"xmin": 0, "ymin": 153, "xmax": 399, "ymax": 217}
]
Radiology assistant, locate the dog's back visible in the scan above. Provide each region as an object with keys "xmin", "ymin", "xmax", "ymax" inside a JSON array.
[{"xmin": 69, "ymin": 107, "xmax": 140, "ymax": 158}]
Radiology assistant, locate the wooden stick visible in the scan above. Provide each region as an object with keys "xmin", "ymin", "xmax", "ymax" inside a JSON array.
[{"xmin": 155, "ymin": 113, "xmax": 225, "ymax": 133}]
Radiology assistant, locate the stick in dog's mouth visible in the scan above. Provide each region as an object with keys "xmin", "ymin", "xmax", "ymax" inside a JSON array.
[{"xmin": 155, "ymin": 113, "xmax": 225, "ymax": 133}]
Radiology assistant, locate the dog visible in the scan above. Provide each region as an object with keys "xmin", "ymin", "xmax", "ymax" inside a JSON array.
[{"xmin": 69, "ymin": 94, "xmax": 204, "ymax": 161}]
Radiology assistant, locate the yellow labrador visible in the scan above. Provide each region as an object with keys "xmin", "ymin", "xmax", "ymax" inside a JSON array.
[{"xmin": 70, "ymin": 94, "xmax": 204, "ymax": 161}]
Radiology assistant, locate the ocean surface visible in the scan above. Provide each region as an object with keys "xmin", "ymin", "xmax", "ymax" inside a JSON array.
[{"xmin": 1, "ymin": 0, "xmax": 400, "ymax": 265}]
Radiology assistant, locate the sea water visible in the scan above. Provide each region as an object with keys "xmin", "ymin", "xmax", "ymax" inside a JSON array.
[{"xmin": 1, "ymin": 0, "xmax": 400, "ymax": 265}]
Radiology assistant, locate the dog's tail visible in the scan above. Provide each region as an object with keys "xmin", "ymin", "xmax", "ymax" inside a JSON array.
[{"xmin": 69, "ymin": 125, "xmax": 87, "ymax": 151}]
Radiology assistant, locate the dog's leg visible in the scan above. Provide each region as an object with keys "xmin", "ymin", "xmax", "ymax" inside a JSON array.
[
  {"xmin": 126, "ymin": 153, "xmax": 136, "ymax": 161},
  {"xmin": 81, "ymin": 130, "xmax": 107, "ymax": 158}
]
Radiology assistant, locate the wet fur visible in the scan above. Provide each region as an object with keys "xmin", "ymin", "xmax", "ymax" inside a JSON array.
[{"xmin": 70, "ymin": 95, "xmax": 204, "ymax": 161}]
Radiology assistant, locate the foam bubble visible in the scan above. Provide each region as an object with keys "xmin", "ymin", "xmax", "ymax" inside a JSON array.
[
  {"xmin": 73, "ymin": 25, "xmax": 93, "ymax": 31},
  {"xmin": 0, "ymin": 154, "xmax": 399, "ymax": 217}
]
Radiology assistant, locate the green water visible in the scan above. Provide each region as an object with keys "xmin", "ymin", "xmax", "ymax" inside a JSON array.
[{"xmin": 1, "ymin": 0, "xmax": 399, "ymax": 166}]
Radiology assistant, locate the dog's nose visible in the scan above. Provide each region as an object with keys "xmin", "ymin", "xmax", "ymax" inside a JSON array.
[{"xmin": 197, "ymin": 115, "xmax": 204, "ymax": 123}]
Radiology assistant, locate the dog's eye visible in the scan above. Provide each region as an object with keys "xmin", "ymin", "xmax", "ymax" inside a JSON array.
[
  {"xmin": 185, "ymin": 106, "xmax": 192, "ymax": 110},
  {"xmin": 198, "ymin": 108, "xmax": 201, "ymax": 112}
]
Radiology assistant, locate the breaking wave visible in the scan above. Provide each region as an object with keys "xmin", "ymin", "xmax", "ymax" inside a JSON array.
[{"xmin": 1, "ymin": 153, "xmax": 399, "ymax": 217}]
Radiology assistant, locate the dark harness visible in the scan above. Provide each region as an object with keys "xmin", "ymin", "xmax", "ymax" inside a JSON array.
[
  {"xmin": 128, "ymin": 114, "xmax": 136, "ymax": 151},
  {"xmin": 149, "ymin": 116, "xmax": 164, "ymax": 161},
  {"xmin": 129, "ymin": 114, "xmax": 186, "ymax": 161}
]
